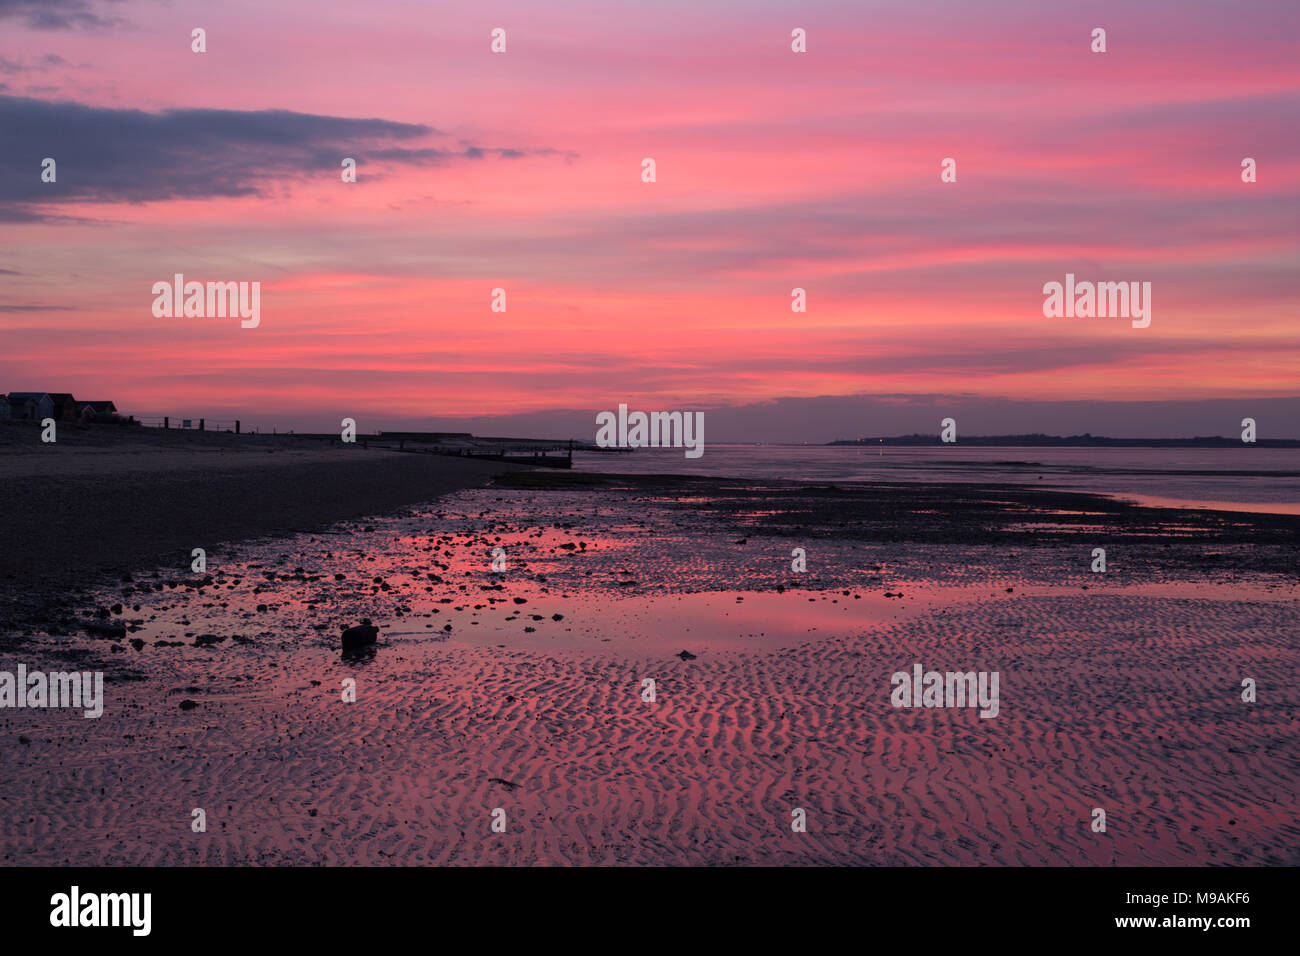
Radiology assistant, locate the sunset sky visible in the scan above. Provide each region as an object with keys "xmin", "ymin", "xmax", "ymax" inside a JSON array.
[{"xmin": 2, "ymin": 0, "xmax": 1298, "ymax": 438}]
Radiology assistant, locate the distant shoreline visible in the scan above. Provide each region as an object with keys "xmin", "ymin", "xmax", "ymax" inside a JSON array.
[{"xmin": 828, "ymin": 435, "xmax": 1300, "ymax": 447}]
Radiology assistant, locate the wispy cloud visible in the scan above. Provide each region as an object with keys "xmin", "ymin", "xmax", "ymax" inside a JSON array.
[
  {"xmin": 0, "ymin": 95, "xmax": 573, "ymax": 219},
  {"xmin": 0, "ymin": 0, "xmax": 122, "ymax": 31}
]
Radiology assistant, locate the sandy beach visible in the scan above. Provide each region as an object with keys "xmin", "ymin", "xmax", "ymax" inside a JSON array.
[
  {"xmin": 2, "ymin": 432, "xmax": 1296, "ymax": 866},
  {"xmin": 0, "ymin": 424, "xmax": 514, "ymax": 635}
]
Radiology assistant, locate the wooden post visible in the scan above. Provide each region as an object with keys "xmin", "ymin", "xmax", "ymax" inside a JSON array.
[
  {"xmin": 235, "ymin": 420, "xmax": 241, "ymax": 434},
  {"xmin": 163, "ymin": 416, "xmax": 169, "ymax": 429},
  {"xmin": 199, "ymin": 418, "xmax": 205, "ymax": 432}
]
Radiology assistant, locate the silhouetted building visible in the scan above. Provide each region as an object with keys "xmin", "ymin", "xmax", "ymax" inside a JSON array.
[
  {"xmin": 6, "ymin": 392, "xmax": 54, "ymax": 421},
  {"xmin": 48, "ymin": 393, "xmax": 79, "ymax": 421},
  {"xmin": 79, "ymin": 401, "xmax": 119, "ymax": 421}
]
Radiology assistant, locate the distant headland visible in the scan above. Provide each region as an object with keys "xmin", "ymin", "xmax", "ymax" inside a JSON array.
[{"xmin": 828, "ymin": 433, "xmax": 1300, "ymax": 448}]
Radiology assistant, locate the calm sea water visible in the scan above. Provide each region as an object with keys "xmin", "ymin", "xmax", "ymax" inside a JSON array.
[{"xmin": 572, "ymin": 444, "xmax": 1300, "ymax": 514}]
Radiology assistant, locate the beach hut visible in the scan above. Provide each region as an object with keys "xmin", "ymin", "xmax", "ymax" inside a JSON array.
[
  {"xmin": 79, "ymin": 401, "xmax": 118, "ymax": 422},
  {"xmin": 6, "ymin": 392, "xmax": 53, "ymax": 421},
  {"xmin": 48, "ymin": 393, "xmax": 79, "ymax": 421}
]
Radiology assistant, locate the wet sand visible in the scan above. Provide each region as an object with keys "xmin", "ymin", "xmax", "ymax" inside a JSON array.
[
  {"xmin": 5, "ymin": 593, "xmax": 1294, "ymax": 865},
  {"xmin": 1, "ymin": 449, "xmax": 1297, "ymax": 866}
]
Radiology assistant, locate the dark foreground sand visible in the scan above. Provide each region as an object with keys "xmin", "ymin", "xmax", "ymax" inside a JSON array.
[{"xmin": 0, "ymin": 424, "xmax": 514, "ymax": 634}]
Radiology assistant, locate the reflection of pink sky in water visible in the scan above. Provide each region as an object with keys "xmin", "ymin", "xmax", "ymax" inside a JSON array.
[
  {"xmin": 101, "ymin": 544, "xmax": 1299, "ymax": 661},
  {"xmin": 62, "ymin": 484, "xmax": 1300, "ymax": 665},
  {"xmin": 14, "ymin": 578, "xmax": 1296, "ymax": 866},
  {"xmin": 112, "ymin": 575, "xmax": 945, "ymax": 658},
  {"xmin": 1113, "ymin": 494, "xmax": 1300, "ymax": 517},
  {"xmin": 15, "ymin": 487, "xmax": 1300, "ymax": 866},
  {"xmin": 385, "ymin": 589, "xmax": 939, "ymax": 656}
]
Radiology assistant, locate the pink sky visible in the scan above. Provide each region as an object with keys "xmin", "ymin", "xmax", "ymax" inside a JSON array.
[{"xmin": 2, "ymin": 0, "xmax": 1298, "ymax": 435}]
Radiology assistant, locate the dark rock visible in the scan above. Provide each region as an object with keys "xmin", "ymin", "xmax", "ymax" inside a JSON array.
[
  {"xmin": 84, "ymin": 621, "xmax": 126, "ymax": 639},
  {"xmin": 179, "ymin": 699, "xmax": 199, "ymax": 710},
  {"xmin": 341, "ymin": 620, "xmax": 379, "ymax": 652},
  {"xmin": 676, "ymin": 650, "xmax": 697, "ymax": 660}
]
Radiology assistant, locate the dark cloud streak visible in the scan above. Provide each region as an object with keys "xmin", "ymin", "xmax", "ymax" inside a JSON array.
[
  {"xmin": 0, "ymin": 95, "xmax": 570, "ymax": 217},
  {"xmin": 0, "ymin": 0, "xmax": 121, "ymax": 31}
]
